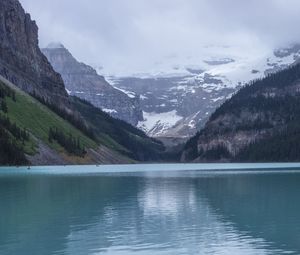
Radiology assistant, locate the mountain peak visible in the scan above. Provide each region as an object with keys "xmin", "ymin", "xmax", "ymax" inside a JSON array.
[
  {"xmin": 42, "ymin": 44, "xmax": 144, "ymax": 126},
  {"xmin": 46, "ymin": 42, "xmax": 65, "ymax": 49}
]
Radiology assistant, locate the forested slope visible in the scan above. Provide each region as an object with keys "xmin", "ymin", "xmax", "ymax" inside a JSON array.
[{"xmin": 182, "ymin": 64, "xmax": 300, "ymax": 162}]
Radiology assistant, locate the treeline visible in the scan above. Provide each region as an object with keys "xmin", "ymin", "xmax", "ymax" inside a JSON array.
[
  {"xmin": 237, "ymin": 63, "xmax": 300, "ymax": 97},
  {"xmin": 0, "ymin": 115, "xmax": 29, "ymax": 142},
  {"xmin": 71, "ymin": 97, "xmax": 167, "ymax": 161},
  {"xmin": 210, "ymin": 63, "xmax": 300, "ymax": 121},
  {"xmin": 183, "ymin": 132, "xmax": 200, "ymax": 161},
  {"xmin": 199, "ymin": 145, "xmax": 231, "ymax": 161},
  {"xmin": 0, "ymin": 82, "xmax": 16, "ymax": 101},
  {"xmin": 235, "ymin": 124, "xmax": 300, "ymax": 162},
  {"xmin": 0, "ymin": 80, "xmax": 16, "ymax": 113},
  {"xmin": 183, "ymin": 137, "xmax": 231, "ymax": 162},
  {"xmin": 0, "ymin": 128, "xmax": 28, "ymax": 165},
  {"xmin": 48, "ymin": 127, "xmax": 86, "ymax": 157},
  {"xmin": 183, "ymin": 63, "xmax": 300, "ymax": 162},
  {"xmin": 77, "ymin": 98, "xmax": 151, "ymax": 139},
  {"xmin": 0, "ymin": 82, "xmax": 28, "ymax": 165},
  {"xmin": 32, "ymin": 91, "xmax": 95, "ymax": 140}
]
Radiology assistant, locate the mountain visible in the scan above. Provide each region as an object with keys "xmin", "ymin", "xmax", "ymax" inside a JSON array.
[
  {"xmin": 110, "ymin": 75, "xmax": 235, "ymax": 140},
  {"xmin": 182, "ymin": 63, "xmax": 300, "ymax": 162},
  {"xmin": 109, "ymin": 44, "xmax": 300, "ymax": 140},
  {"xmin": 42, "ymin": 44, "xmax": 143, "ymax": 126},
  {"xmin": 0, "ymin": 0, "xmax": 69, "ymax": 109},
  {"xmin": 0, "ymin": 0, "xmax": 167, "ymax": 165}
]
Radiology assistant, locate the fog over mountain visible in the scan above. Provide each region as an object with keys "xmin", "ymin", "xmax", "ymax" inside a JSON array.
[{"xmin": 20, "ymin": 0, "xmax": 300, "ymax": 76}]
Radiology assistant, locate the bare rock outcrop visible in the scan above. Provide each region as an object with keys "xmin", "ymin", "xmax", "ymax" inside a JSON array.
[
  {"xmin": 0, "ymin": 0, "xmax": 69, "ymax": 108},
  {"xmin": 42, "ymin": 44, "xmax": 143, "ymax": 126}
]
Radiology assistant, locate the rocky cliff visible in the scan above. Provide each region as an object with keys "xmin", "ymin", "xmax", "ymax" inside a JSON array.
[
  {"xmin": 0, "ymin": 0, "xmax": 69, "ymax": 108},
  {"xmin": 42, "ymin": 44, "xmax": 143, "ymax": 126}
]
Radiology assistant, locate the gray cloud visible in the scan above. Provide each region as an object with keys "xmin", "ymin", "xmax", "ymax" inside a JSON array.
[{"xmin": 19, "ymin": 0, "xmax": 300, "ymax": 75}]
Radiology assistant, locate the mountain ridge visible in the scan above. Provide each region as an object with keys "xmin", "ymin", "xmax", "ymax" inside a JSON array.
[{"xmin": 42, "ymin": 44, "xmax": 143, "ymax": 126}]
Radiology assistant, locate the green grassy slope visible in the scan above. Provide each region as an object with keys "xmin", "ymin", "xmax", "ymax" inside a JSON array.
[
  {"xmin": 5, "ymin": 88, "xmax": 97, "ymax": 152},
  {"xmin": 0, "ymin": 78, "xmax": 98, "ymax": 164}
]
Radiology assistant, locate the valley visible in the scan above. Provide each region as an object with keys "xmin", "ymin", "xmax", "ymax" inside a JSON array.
[{"xmin": 2, "ymin": 0, "xmax": 300, "ymax": 165}]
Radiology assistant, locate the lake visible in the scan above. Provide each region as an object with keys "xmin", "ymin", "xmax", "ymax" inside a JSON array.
[{"xmin": 1, "ymin": 164, "xmax": 300, "ymax": 255}]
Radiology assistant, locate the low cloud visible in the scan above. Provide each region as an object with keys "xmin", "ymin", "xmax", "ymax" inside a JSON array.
[{"xmin": 20, "ymin": 0, "xmax": 300, "ymax": 75}]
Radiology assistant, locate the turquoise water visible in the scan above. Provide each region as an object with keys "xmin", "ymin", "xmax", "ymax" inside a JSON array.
[{"xmin": 1, "ymin": 164, "xmax": 300, "ymax": 254}]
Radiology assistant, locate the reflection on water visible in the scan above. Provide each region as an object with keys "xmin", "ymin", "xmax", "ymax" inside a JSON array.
[{"xmin": 0, "ymin": 169, "xmax": 300, "ymax": 254}]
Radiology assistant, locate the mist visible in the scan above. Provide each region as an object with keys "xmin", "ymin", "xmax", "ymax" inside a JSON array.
[{"xmin": 20, "ymin": 0, "xmax": 300, "ymax": 76}]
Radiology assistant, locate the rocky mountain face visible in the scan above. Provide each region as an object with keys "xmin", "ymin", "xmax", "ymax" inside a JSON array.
[
  {"xmin": 111, "ymin": 76, "xmax": 236, "ymax": 139},
  {"xmin": 110, "ymin": 44, "xmax": 300, "ymax": 140},
  {"xmin": 181, "ymin": 63, "xmax": 300, "ymax": 162},
  {"xmin": 42, "ymin": 44, "xmax": 143, "ymax": 126},
  {"xmin": 0, "ymin": 0, "xmax": 69, "ymax": 108}
]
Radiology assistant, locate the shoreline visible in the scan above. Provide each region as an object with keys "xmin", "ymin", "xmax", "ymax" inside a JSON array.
[{"xmin": 1, "ymin": 163, "xmax": 300, "ymax": 175}]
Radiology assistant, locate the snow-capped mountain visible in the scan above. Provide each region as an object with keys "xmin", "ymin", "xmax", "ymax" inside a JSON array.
[
  {"xmin": 107, "ymin": 44, "xmax": 300, "ymax": 139},
  {"xmin": 42, "ymin": 44, "xmax": 143, "ymax": 126}
]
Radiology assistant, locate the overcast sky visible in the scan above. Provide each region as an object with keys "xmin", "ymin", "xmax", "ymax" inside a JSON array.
[{"xmin": 20, "ymin": 0, "xmax": 300, "ymax": 76}]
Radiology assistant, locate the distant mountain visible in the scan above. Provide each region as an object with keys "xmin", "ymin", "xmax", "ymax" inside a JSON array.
[
  {"xmin": 110, "ymin": 76, "xmax": 235, "ymax": 140},
  {"xmin": 182, "ymin": 63, "xmax": 300, "ymax": 162},
  {"xmin": 42, "ymin": 44, "xmax": 143, "ymax": 126},
  {"xmin": 109, "ymin": 44, "xmax": 300, "ymax": 140}
]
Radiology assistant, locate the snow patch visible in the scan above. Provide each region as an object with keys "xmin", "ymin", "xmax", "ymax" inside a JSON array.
[
  {"xmin": 103, "ymin": 108, "xmax": 118, "ymax": 114},
  {"xmin": 211, "ymin": 96, "xmax": 225, "ymax": 102},
  {"xmin": 140, "ymin": 95, "xmax": 148, "ymax": 100},
  {"xmin": 112, "ymin": 85, "xmax": 136, "ymax": 98},
  {"xmin": 65, "ymin": 88, "xmax": 72, "ymax": 95},
  {"xmin": 138, "ymin": 111, "xmax": 183, "ymax": 137}
]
